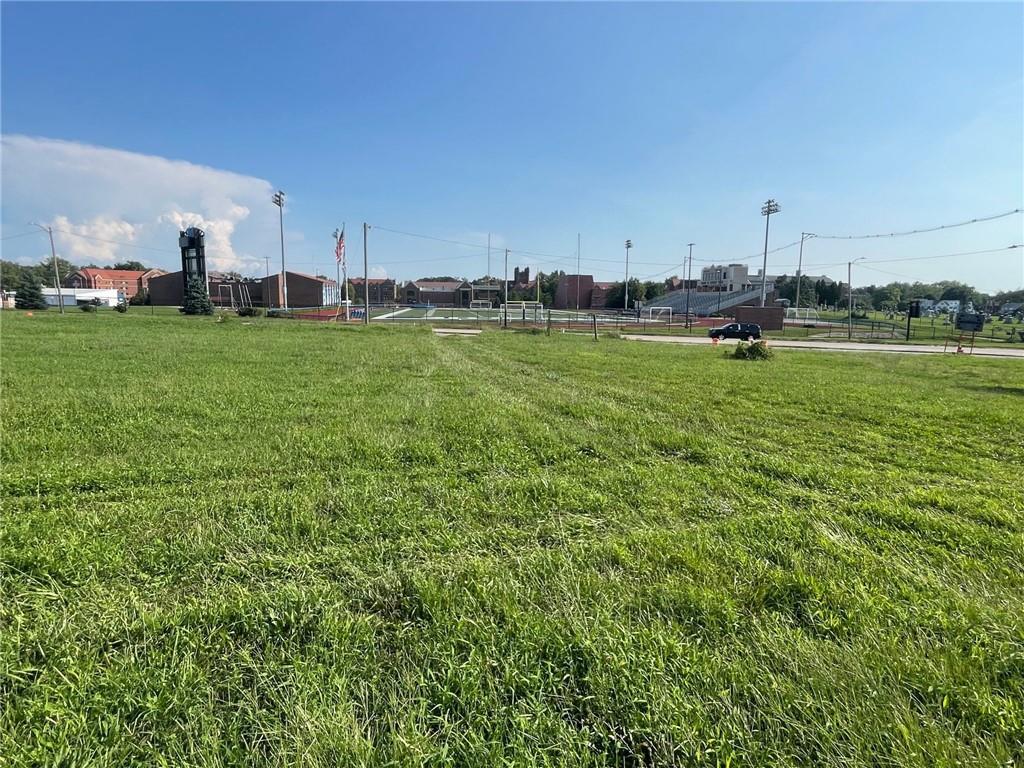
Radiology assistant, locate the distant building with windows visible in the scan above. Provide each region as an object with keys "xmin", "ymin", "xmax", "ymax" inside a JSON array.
[
  {"xmin": 349, "ymin": 277, "xmax": 397, "ymax": 305},
  {"xmin": 699, "ymin": 264, "xmax": 777, "ymax": 295},
  {"xmin": 699, "ymin": 264, "xmax": 749, "ymax": 292},
  {"xmin": 64, "ymin": 268, "xmax": 165, "ymax": 300},
  {"xmin": 399, "ymin": 280, "xmax": 473, "ymax": 307}
]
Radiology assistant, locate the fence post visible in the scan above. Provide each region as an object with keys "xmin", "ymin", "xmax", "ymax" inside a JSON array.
[
  {"xmin": 546, "ymin": 310, "xmax": 551, "ymax": 336},
  {"xmin": 592, "ymin": 314, "xmax": 598, "ymax": 341}
]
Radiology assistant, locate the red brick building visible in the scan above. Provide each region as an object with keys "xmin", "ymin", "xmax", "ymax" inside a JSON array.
[
  {"xmin": 553, "ymin": 275, "xmax": 616, "ymax": 310},
  {"xmin": 65, "ymin": 268, "xmax": 165, "ymax": 300},
  {"xmin": 349, "ymin": 277, "xmax": 397, "ymax": 305}
]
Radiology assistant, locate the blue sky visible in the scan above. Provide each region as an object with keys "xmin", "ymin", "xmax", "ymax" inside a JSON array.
[{"xmin": 2, "ymin": 1, "xmax": 1022, "ymax": 291}]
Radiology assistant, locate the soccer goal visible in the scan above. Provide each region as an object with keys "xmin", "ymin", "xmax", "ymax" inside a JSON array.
[
  {"xmin": 499, "ymin": 301, "xmax": 545, "ymax": 325},
  {"xmin": 469, "ymin": 299, "xmax": 493, "ymax": 310},
  {"xmin": 646, "ymin": 306, "xmax": 672, "ymax": 323},
  {"xmin": 785, "ymin": 307, "xmax": 820, "ymax": 324}
]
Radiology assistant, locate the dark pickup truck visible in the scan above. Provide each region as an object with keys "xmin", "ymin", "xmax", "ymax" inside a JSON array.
[{"xmin": 708, "ymin": 322, "xmax": 762, "ymax": 340}]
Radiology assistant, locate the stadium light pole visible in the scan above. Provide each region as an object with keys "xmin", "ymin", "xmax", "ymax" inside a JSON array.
[
  {"xmin": 503, "ymin": 248, "xmax": 509, "ymax": 328},
  {"xmin": 684, "ymin": 243, "xmax": 694, "ymax": 328},
  {"xmin": 30, "ymin": 223, "xmax": 64, "ymax": 314},
  {"xmin": 271, "ymin": 190, "xmax": 287, "ymax": 310},
  {"xmin": 848, "ymin": 257, "xmax": 864, "ymax": 340},
  {"xmin": 759, "ymin": 199, "xmax": 780, "ymax": 307},
  {"xmin": 624, "ymin": 239, "xmax": 633, "ymax": 311},
  {"xmin": 794, "ymin": 232, "xmax": 811, "ymax": 316}
]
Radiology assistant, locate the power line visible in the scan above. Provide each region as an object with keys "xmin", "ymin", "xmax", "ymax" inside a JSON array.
[
  {"xmin": 810, "ymin": 208, "xmax": 1022, "ymax": 240},
  {"xmin": 372, "ymin": 223, "xmax": 718, "ymax": 270},
  {"xmin": 799, "ymin": 245, "xmax": 1020, "ymax": 270},
  {"xmin": 374, "ymin": 247, "xmax": 493, "ymax": 266},
  {"xmin": 859, "ymin": 264, "xmax": 916, "ymax": 281},
  {"xmin": 50, "ymin": 228, "xmax": 179, "ymax": 254},
  {"xmin": 370, "ymin": 225, "xmax": 489, "ymax": 251},
  {"xmin": 0, "ymin": 231, "xmax": 40, "ymax": 242}
]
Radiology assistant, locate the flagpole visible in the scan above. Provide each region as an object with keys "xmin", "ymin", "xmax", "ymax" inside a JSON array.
[{"xmin": 342, "ymin": 223, "xmax": 349, "ymax": 321}]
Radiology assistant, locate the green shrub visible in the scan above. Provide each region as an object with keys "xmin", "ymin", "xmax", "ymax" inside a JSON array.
[
  {"xmin": 731, "ymin": 340, "xmax": 773, "ymax": 360},
  {"xmin": 180, "ymin": 277, "xmax": 214, "ymax": 315},
  {"xmin": 14, "ymin": 277, "xmax": 47, "ymax": 310}
]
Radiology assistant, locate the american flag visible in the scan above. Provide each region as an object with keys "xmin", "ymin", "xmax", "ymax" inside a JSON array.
[{"xmin": 335, "ymin": 227, "xmax": 346, "ymax": 265}]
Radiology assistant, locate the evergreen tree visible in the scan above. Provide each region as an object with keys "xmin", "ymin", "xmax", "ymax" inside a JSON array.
[
  {"xmin": 180, "ymin": 276, "xmax": 213, "ymax": 315},
  {"xmin": 14, "ymin": 274, "xmax": 47, "ymax": 310}
]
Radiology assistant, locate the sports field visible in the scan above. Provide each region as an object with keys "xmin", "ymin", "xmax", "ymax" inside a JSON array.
[{"xmin": 2, "ymin": 311, "xmax": 1022, "ymax": 767}]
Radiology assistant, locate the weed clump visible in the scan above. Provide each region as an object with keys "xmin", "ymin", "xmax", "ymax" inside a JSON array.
[{"xmin": 731, "ymin": 340, "xmax": 773, "ymax": 360}]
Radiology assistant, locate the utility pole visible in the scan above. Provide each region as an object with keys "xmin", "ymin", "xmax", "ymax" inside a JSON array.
[
  {"xmin": 624, "ymin": 239, "xmax": 633, "ymax": 311},
  {"xmin": 847, "ymin": 260, "xmax": 853, "ymax": 340},
  {"xmin": 31, "ymin": 224, "xmax": 64, "ymax": 313},
  {"xmin": 759, "ymin": 199, "xmax": 780, "ymax": 307},
  {"xmin": 363, "ymin": 222, "xmax": 370, "ymax": 324},
  {"xmin": 684, "ymin": 242, "xmax": 694, "ymax": 328},
  {"xmin": 794, "ymin": 232, "xmax": 810, "ymax": 317},
  {"xmin": 47, "ymin": 227, "xmax": 64, "ymax": 313},
  {"xmin": 272, "ymin": 190, "xmax": 287, "ymax": 310},
  {"xmin": 847, "ymin": 258, "xmax": 863, "ymax": 340},
  {"xmin": 576, "ymin": 233, "xmax": 581, "ymax": 312},
  {"xmin": 536, "ymin": 271, "xmax": 541, "ymax": 304},
  {"xmin": 487, "ymin": 233, "xmax": 491, "ymax": 283},
  {"xmin": 503, "ymin": 248, "xmax": 509, "ymax": 327}
]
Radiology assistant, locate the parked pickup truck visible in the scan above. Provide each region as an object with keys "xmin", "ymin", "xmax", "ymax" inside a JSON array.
[{"xmin": 708, "ymin": 322, "xmax": 762, "ymax": 340}]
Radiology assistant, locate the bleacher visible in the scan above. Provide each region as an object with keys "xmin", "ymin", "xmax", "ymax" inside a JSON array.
[{"xmin": 642, "ymin": 287, "xmax": 764, "ymax": 317}]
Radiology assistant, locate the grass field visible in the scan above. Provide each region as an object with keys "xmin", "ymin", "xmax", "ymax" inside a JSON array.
[{"xmin": 2, "ymin": 311, "xmax": 1023, "ymax": 767}]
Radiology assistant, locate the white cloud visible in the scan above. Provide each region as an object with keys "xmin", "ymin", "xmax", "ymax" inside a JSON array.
[
  {"xmin": 1, "ymin": 135, "xmax": 280, "ymax": 273},
  {"xmin": 370, "ymin": 266, "xmax": 389, "ymax": 279},
  {"xmin": 158, "ymin": 208, "xmax": 250, "ymax": 271},
  {"xmin": 49, "ymin": 215, "xmax": 137, "ymax": 263}
]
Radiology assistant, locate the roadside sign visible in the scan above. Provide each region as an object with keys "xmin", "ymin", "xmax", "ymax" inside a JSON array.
[{"xmin": 955, "ymin": 313, "xmax": 984, "ymax": 332}]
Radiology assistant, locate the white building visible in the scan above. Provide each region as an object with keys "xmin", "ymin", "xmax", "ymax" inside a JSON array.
[
  {"xmin": 42, "ymin": 287, "xmax": 121, "ymax": 307},
  {"xmin": 699, "ymin": 264, "xmax": 749, "ymax": 292}
]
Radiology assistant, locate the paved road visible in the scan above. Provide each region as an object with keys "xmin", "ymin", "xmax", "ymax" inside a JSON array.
[{"xmin": 621, "ymin": 334, "xmax": 1024, "ymax": 359}]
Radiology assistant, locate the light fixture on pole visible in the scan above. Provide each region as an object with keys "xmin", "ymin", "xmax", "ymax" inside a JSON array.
[
  {"xmin": 271, "ymin": 190, "xmax": 287, "ymax": 310},
  {"xmin": 759, "ymin": 199, "xmax": 780, "ymax": 307},
  {"xmin": 624, "ymin": 239, "xmax": 633, "ymax": 311},
  {"xmin": 684, "ymin": 243, "xmax": 695, "ymax": 328}
]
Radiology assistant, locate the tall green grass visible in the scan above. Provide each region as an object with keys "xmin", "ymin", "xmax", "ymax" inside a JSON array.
[{"xmin": 1, "ymin": 311, "xmax": 1022, "ymax": 766}]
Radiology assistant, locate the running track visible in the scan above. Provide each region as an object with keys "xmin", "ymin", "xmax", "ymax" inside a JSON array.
[{"xmin": 621, "ymin": 334, "xmax": 1024, "ymax": 359}]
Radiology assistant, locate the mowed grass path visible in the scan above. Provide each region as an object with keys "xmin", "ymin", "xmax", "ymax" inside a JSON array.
[{"xmin": 1, "ymin": 312, "xmax": 1022, "ymax": 767}]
